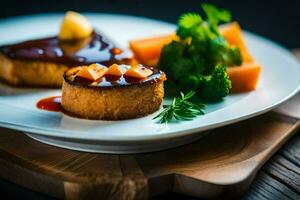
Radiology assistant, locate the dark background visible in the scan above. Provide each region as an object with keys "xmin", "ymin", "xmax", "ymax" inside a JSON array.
[
  {"xmin": 0, "ymin": 0, "xmax": 300, "ymax": 48},
  {"xmin": 0, "ymin": 0, "xmax": 299, "ymax": 199}
]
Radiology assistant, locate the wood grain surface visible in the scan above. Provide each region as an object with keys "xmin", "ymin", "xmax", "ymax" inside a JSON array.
[
  {"xmin": 242, "ymin": 134, "xmax": 300, "ymax": 200},
  {"xmin": 150, "ymin": 131, "xmax": 300, "ymax": 200}
]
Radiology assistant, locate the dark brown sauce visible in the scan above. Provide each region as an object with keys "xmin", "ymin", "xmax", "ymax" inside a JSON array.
[
  {"xmin": 0, "ymin": 32, "xmax": 131, "ymax": 67},
  {"xmin": 37, "ymin": 96, "xmax": 62, "ymax": 112}
]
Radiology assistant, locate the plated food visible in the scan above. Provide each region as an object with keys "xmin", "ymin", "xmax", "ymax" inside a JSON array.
[
  {"xmin": 0, "ymin": 11, "xmax": 132, "ymax": 87},
  {"xmin": 0, "ymin": 7, "xmax": 299, "ymax": 153},
  {"xmin": 1, "ymin": 4, "xmax": 263, "ymax": 122},
  {"xmin": 62, "ymin": 63, "xmax": 166, "ymax": 119},
  {"xmin": 130, "ymin": 22, "xmax": 262, "ymax": 95},
  {"xmin": 130, "ymin": 4, "xmax": 262, "ymax": 122},
  {"xmin": 130, "ymin": 17, "xmax": 261, "ymax": 95}
]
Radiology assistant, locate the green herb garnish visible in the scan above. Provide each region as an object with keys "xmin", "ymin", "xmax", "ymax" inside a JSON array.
[{"xmin": 153, "ymin": 91, "xmax": 205, "ymax": 123}]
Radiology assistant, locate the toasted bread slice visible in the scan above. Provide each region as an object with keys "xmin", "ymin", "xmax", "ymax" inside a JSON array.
[{"xmin": 0, "ymin": 53, "xmax": 68, "ymax": 87}]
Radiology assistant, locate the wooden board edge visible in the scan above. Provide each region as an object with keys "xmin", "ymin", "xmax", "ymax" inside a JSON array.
[{"xmin": 147, "ymin": 114, "xmax": 300, "ymax": 198}]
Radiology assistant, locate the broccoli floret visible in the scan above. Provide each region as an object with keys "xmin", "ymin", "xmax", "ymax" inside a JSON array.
[
  {"xmin": 179, "ymin": 74, "xmax": 203, "ymax": 91},
  {"xmin": 199, "ymin": 65, "xmax": 232, "ymax": 102},
  {"xmin": 226, "ymin": 47, "xmax": 243, "ymax": 66},
  {"xmin": 158, "ymin": 3, "xmax": 240, "ymax": 102},
  {"xmin": 159, "ymin": 41, "xmax": 188, "ymax": 80},
  {"xmin": 209, "ymin": 36, "xmax": 243, "ymax": 67}
]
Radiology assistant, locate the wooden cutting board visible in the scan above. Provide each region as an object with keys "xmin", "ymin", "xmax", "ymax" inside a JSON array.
[{"xmin": 0, "ymin": 92, "xmax": 298, "ymax": 200}]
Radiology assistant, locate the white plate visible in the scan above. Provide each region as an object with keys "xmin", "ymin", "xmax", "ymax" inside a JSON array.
[{"xmin": 0, "ymin": 13, "xmax": 299, "ymax": 153}]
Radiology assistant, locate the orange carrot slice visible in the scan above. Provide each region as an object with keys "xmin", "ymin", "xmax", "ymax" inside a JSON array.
[
  {"xmin": 219, "ymin": 22, "xmax": 253, "ymax": 62},
  {"xmin": 129, "ymin": 34, "xmax": 177, "ymax": 64},
  {"xmin": 227, "ymin": 62, "xmax": 261, "ymax": 93}
]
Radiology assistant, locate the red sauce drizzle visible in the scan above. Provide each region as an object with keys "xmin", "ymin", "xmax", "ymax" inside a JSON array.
[{"xmin": 37, "ymin": 96, "xmax": 62, "ymax": 112}]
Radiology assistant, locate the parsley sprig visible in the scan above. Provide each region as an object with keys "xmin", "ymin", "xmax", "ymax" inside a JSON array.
[{"xmin": 153, "ymin": 91, "xmax": 205, "ymax": 123}]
